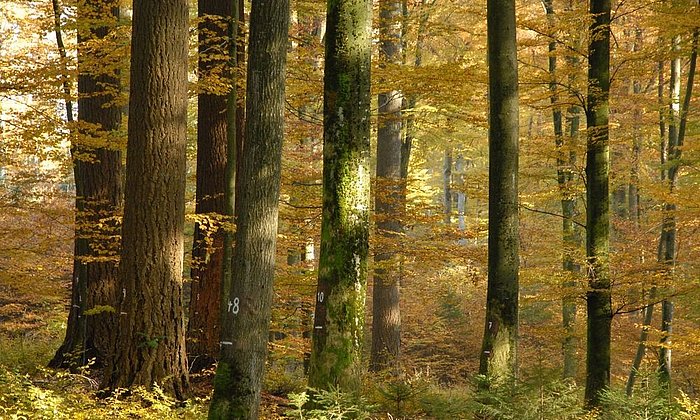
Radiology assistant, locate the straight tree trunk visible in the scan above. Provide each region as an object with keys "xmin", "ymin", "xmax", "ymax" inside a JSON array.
[
  {"xmin": 208, "ymin": 0, "xmax": 289, "ymax": 417},
  {"xmin": 442, "ymin": 147, "xmax": 452, "ymax": 225},
  {"xmin": 584, "ymin": 0, "xmax": 612, "ymax": 407},
  {"xmin": 187, "ymin": 0, "xmax": 233, "ymax": 373},
  {"xmin": 50, "ymin": 0, "xmax": 123, "ymax": 369},
  {"xmin": 308, "ymin": 0, "xmax": 372, "ymax": 391},
  {"xmin": 479, "ymin": 0, "xmax": 520, "ymax": 386},
  {"xmin": 370, "ymin": 0, "xmax": 403, "ymax": 373},
  {"xmin": 543, "ymin": 0, "xmax": 580, "ymax": 382},
  {"xmin": 102, "ymin": 0, "xmax": 190, "ymax": 399},
  {"xmin": 658, "ymin": 23, "xmax": 698, "ymax": 390}
]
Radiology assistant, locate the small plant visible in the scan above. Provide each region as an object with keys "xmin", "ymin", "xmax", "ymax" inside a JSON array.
[{"xmin": 287, "ymin": 387, "xmax": 374, "ymax": 420}]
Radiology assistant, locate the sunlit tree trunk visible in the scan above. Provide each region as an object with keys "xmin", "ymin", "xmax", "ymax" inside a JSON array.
[
  {"xmin": 208, "ymin": 0, "xmax": 288, "ymax": 417},
  {"xmin": 479, "ymin": 0, "xmax": 520, "ymax": 386},
  {"xmin": 103, "ymin": 0, "xmax": 189, "ymax": 399},
  {"xmin": 308, "ymin": 0, "xmax": 372, "ymax": 390},
  {"xmin": 370, "ymin": 0, "xmax": 403, "ymax": 373},
  {"xmin": 187, "ymin": 0, "xmax": 233, "ymax": 373},
  {"xmin": 50, "ymin": 0, "xmax": 123, "ymax": 369},
  {"xmin": 584, "ymin": 0, "xmax": 611, "ymax": 407}
]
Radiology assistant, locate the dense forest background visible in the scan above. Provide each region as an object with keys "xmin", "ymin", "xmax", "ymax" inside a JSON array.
[{"xmin": 1, "ymin": 0, "xmax": 700, "ymax": 418}]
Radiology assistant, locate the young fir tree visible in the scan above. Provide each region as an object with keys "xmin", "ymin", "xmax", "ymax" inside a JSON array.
[
  {"xmin": 308, "ymin": 0, "xmax": 372, "ymax": 390},
  {"xmin": 370, "ymin": 0, "xmax": 403, "ymax": 374},
  {"xmin": 49, "ymin": 0, "xmax": 123, "ymax": 370},
  {"xmin": 208, "ymin": 0, "xmax": 289, "ymax": 417},
  {"xmin": 186, "ymin": 0, "xmax": 233, "ymax": 373},
  {"xmin": 102, "ymin": 0, "xmax": 190, "ymax": 399},
  {"xmin": 478, "ymin": 0, "xmax": 520, "ymax": 386},
  {"xmin": 584, "ymin": 0, "xmax": 612, "ymax": 407}
]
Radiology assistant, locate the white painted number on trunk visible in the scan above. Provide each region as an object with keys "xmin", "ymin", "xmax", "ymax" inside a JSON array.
[
  {"xmin": 231, "ymin": 297, "xmax": 240, "ymax": 315},
  {"xmin": 317, "ymin": 291, "xmax": 324, "ymax": 303}
]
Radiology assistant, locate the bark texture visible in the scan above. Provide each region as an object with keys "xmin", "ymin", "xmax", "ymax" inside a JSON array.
[
  {"xmin": 479, "ymin": 0, "xmax": 520, "ymax": 386},
  {"xmin": 584, "ymin": 0, "xmax": 612, "ymax": 407},
  {"xmin": 370, "ymin": 0, "xmax": 403, "ymax": 374},
  {"xmin": 308, "ymin": 0, "xmax": 372, "ymax": 391},
  {"xmin": 50, "ymin": 0, "xmax": 123, "ymax": 369},
  {"xmin": 187, "ymin": 0, "xmax": 232, "ymax": 373},
  {"xmin": 207, "ymin": 0, "xmax": 288, "ymax": 417},
  {"xmin": 103, "ymin": 0, "xmax": 190, "ymax": 399}
]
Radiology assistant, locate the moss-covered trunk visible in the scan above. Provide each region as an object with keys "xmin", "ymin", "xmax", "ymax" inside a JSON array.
[
  {"xmin": 308, "ymin": 0, "xmax": 372, "ymax": 391},
  {"xmin": 479, "ymin": 0, "xmax": 520, "ymax": 386},
  {"xmin": 584, "ymin": 0, "xmax": 611, "ymax": 407},
  {"xmin": 207, "ymin": 0, "xmax": 288, "ymax": 417}
]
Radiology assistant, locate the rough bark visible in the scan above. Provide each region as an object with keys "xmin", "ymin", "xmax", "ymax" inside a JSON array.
[
  {"xmin": 479, "ymin": 0, "xmax": 520, "ymax": 386},
  {"xmin": 187, "ymin": 0, "xmax": 232, "ymax": 373},
  {"xmin": 308, "ymin": 0, "xmax": 372, "ymax": 391},
  {"xmin": 370, "ymin": 0, "xmax": 403, "ymax": 373},
  {"xmin": 207, "ymin": 0, "xmax": 288, "ymax": 417},
  {"xmin": 50, "ymin": 0, "xmax": 123, "ymax": 369},
  {"xmin": 102, "ymin": 0, "xmax": 190, "ymax": 399},
  {"xmin": 584, "ymin": 0, "xmax": 612, "ymax": 407}
]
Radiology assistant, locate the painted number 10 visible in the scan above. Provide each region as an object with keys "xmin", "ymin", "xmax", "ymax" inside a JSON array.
[{"xmin": 317, "ymin": 291, "xmax": 324, "ymax": 303}]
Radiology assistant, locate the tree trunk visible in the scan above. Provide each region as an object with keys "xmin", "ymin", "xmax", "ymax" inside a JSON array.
[
  {"xmin": 479, "ymin": 0, "xmax": 520, "ymax": 387},
  {"xmin": 543, "ymin": 0, "xmax": 580, "ymax": 382},
  {"xmin": 442, "ymin": 147, "xmax": 452, "ymax": 225},
  {"xmin": 102, "ymin": 0, "xmax": 190, "ymax": 399},
  {"xmin": 584, "ymin": 0, "xmax": 612, "ymax": 407},
  {"xmin": 308, "ymin": 0, "xmax": 372, "ymax": 391},
  {"xmin": 455, "ymin": 155, "xmax": 467, "ymax": 231},
  {"xmin": 208, "ymin": 0, "xmax": 288, "ymax": 417},
  {"xmin": 659, "ymin": 23, "xmax": 698, "ymax": 391},
  {"xmin": 50, "ymin": 0, "xmax": 123, "ymax": 370},
  {"xmin": 187, "ymin": 0, "xmax": 233, "ymax": 373},
  {"xmin": 370, "ymin": 0, "xmax": 403, "ymax": 374}
]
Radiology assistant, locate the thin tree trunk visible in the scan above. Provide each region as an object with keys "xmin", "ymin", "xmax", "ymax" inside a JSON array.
[
  {"xmin": 187, "ymin": 0, "xmax": 233, "ymax": 373},
  {"xmin": 208, "ymin": 0, "xmax": 288, "ymax": 415},
  {"xmin": 443, "ymin": 147, "xmax": 452, "ymax": 225},
  {"xmin": 103, "ymin": 0, "xmax": 190, "ymax": 399},
  {"xmin": 308, "ymin": 0, "xmax": 372, "ymax": 391},
  {"xmin": 479, "ymin": 0, "xmax": 520, "ymax": 387},
  {"xmin": 370, "ymin": 0, "xmax": 403, "ymax": 373},
  {"xmin": 50, "ymin": 0, "xmax": 123, "ymax": 369},
  {"xmin": 584, "ymin": 0, "xmax": 612, "ymax": 408}
]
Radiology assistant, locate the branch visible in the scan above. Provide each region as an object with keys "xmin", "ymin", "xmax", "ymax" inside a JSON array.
[{"xmin": 519, "ymin": 204, "xmax": 586, "ymax": 228}]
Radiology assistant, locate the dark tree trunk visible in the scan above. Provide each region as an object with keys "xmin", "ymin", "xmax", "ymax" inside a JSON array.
[
  {"xmin": 50, "ymin": 0, "xmax": 123, "ymax": 370},
  {"xmin": 102, "ymin": 0, "xmax": 190, "ymax": 399},
  {"xmin": 370, "ymin": 0, "xmax": 403, "ymax": 374},
  {"xmin": 308, "ymin": 0, "xmax": 372, "ymax": 391},
  {"xmin": 479, "ymin": 0, "xmax": 520, "ymax": 386},
  {"xmin": 186, "ymin": 0, "xmax": 233, "ymax": 373},
  {"xmin": 584, "ymin": 0, "xmax": 612, "ymax": 407},
  {"xmin": 208, "ymin": 0, "xmax": 288, "ymax": 417},
  {"xmin": 442, "ymin": 147, "xmax": 452, "ymax": 225},
  {"xmin": 543, "ymin": 0, "xmax": 580, "ymax": 382}
]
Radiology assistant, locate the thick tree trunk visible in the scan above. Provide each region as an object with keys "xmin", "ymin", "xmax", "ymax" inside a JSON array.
[
  {"xmin": 186, "ymin": 0, "xmax": 233, "ymax": 373},
  {"xmin": 479, "ymin": 0, "xmax": 520, "ymax": 387},
  {"xmin": 370, "ymin": 0, "xmax": 403, "ymax": 373},
  {"xmin": 207, "ymin": 0, "xmax": 288, "ymax": 417},
  {"xmin": 50, "ymin": 0, "xmax": 123, "ymax": 369},
  {"xmin": 584, "ymin": 0, "xmax": 612, "ymax": 407},
  {"xmin": 308, "ymin": 0, "xmax": 372, "ymax": 391},
  {"xmin": 102, "ymin": 0, "xmax": 190, "ymax": 399}
]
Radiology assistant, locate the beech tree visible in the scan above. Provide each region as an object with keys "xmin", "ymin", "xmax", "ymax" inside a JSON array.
[
  {"xmin": 308, "ymin": 0, "xmax": 372, "ymax": 390},
  {"xmin": 584, "ymin": 0, "xmax": 611, "ymax": 407},
  {"xmin": 208, "ymin": 0, "xmax": 289, "ymax": 417},
  {"xmin": 478, "ymin": 0, "xmax": 520, "ymax": 386},
  {"xmin": 49, "ymin": 0, "xmax": 123, "ymax": 369},
  {"xmin": 102, "ymin": 0, "xmax": 190, "ymax": 398},
  {"xmin": 370, "ymin": 0, "xmax": 403, "ymax": 373}
]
